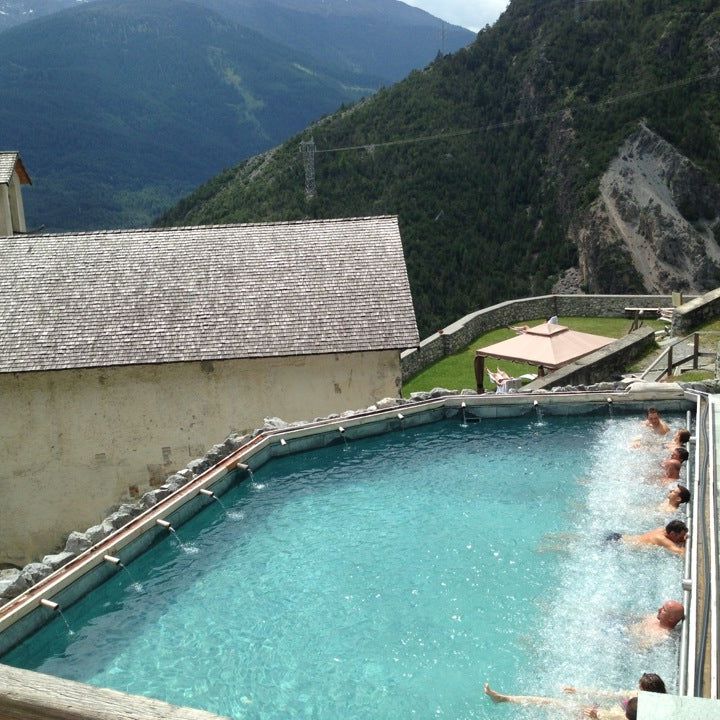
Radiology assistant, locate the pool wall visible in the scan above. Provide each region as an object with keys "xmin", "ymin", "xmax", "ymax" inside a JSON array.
[{"xmin": 0, "ymin": 384, "xmax": 695, "ymax": 657}]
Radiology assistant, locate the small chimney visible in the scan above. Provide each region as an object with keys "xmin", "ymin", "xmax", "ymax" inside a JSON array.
[{"xmin": 0, "ymin": 152, "xmax": 31, "ymax": 237}]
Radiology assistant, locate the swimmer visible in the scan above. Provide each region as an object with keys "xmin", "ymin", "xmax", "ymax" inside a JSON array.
[
  {"xmin": 666, "ymin": 428, "xmax": 691, "ymax": 450},
  {"xmin": 659, "ymin": 484, "xmax": 690, "ymax": 514},
  {"xmin": 563, "ymin": 672, "xmax": 666, "ymax": 701},
  {"xmin": 486, "ymin": 673, "xmax": 663, "ymax": 719},
  {"xmin": 643, "ymin": 408, "xmax": 669, "ymax": 436},
  {"xmin": 660, "ymin": 447, "xmax": 689, "ymax": 483},
  {"xmin": 628, "ymin": 601, "xmax": 684, "ymax": 649},
  {"xmin": 616, "ymin": 520, "xmax": 688, "ymax": 556},
  {"xmin": 586, "ymin": 697, "xmax": 637, "ymax": 720}
]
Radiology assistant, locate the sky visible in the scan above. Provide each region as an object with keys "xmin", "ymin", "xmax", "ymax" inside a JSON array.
[{"xmin": 402, "ymin": 0, "xmax": 510, "ymax": 32}]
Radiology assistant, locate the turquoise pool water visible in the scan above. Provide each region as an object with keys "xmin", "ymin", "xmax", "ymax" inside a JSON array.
[{"xmin": 3, "ymin": 415, "xmax": 682, "ymax": 719}]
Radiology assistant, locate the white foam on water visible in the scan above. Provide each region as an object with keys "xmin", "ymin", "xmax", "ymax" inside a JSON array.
[{"xmin": 511, "ymin": 417, "xmax": 683, "ymax": 718}]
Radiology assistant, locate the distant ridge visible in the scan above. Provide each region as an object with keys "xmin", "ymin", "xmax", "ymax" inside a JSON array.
[{"xmin": 0, "ymin": 0, "xmax": 472, "ymax": 230}]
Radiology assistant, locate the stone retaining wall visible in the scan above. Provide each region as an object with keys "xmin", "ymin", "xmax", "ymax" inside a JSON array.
[
  {"xmin": 672, "ymin": 288, "xmax": 720, "ymax": 335},
  {"xmin": 401, "ymin": 294, "xmax": 679, "ymax": 381},
  {"xmin": 523, "ymin": 327, "xmax": 658, "ymax": 391}
]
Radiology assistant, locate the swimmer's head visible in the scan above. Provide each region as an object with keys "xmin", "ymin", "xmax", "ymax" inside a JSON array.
[
  {"xmin": 638, "ymin": 673, "xmax": 666, "ymax": 693},
  {"xmin": 668, "ymin": 485, "xmax": 691, "ymax": 505},
  {"xmin": 672, "ymin": 447, "xmax": 689, "ymax": 463},
  {"xmin": 676, "ymin": 429, "xmax": 691, "ymax": 444},
  {"xmin": 625, "ymin": 697, "xmax": 637, "ymax": 720},
  {"xmin": 665, "ymin": 519, "xmax": 688, "ymax": 541},
  {"xmin": 657, "ymin": 600, "xmax": 685, "ymax": 628}
]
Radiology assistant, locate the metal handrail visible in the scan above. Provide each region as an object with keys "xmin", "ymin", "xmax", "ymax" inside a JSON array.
[
  {"xmin": 679, "ymin": 404, "xmax": 696, "ymax": 695},
  {"xmin": 709, "ymin": 402, "xmax": 719, "ymax": 699},
  {"xmin": 694, "ymin": 397, "xmax": 713, "ymax": 697}
]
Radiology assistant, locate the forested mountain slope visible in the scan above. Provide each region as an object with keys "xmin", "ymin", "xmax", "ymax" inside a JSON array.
[
  {"xmin": 157, "ymin": 0, "xmax": 720, "ymax": 337},
  {"xmin": 0, "ymin": 0, "xmax": 470, "ymax": 231}
]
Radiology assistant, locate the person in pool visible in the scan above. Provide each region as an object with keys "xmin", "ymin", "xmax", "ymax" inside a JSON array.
[
  {"xmin": 667, "ymin": 428, "xmax": 691, "ymax": 450},
  {"xmin": 659, "ymin": 484, "xmax": 690, "ymax": 514},
  {"xmin": 660, "ymin": 447, "xmax": 689, "ymax": 483},
  {"xmin": 563, "ymin": 672, "xmax": 666, "ymax": 700},
  {"xmin": 484, "ymin": 673, "xmax": 664, "ymax": 718},
  {"xmin": 607, "ymin": 520, "xmax": 688, "ymax": 556},
  {"xmin": 628, "ymin": 600, "xmax": 684, "ymax": 649},
  {"xmin": 643, "ymin": 407, "xmax": 669, "ymax": 436}
]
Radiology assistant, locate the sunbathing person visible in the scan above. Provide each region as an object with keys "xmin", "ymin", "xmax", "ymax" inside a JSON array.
[
  {"xmin": 487, "ymin": 367, "xmax": 513, "ymax": 393},
  {"xmin": 628, "ymin": 600, "xmax": 684, "ymax": 649},
  {"xmin": 643, "ymin": 407, "xmax": 669, "ymax": 436},
  {"xmin": 659, "ymin": 484, "xmax": 690, "ymax": 514},
  {"xmin": 660, "ymin": 447, "xmax": 689, "ymax": 483},
  {"xmin": 607, "ymin": 520, "xmax": 687, "ymax": 556}
]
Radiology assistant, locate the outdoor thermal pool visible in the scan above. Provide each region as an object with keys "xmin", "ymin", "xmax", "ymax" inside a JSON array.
[{"xmin": 1, "ymin": 413, "xmax": 684, "ymax": 719}]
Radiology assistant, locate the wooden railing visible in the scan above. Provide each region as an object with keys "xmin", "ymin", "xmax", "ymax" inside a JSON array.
[{"xmin": 640, "ymin": 333, "xmax": 714, "ymax": 382}]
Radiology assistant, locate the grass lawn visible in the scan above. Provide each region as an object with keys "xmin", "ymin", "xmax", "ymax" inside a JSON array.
[{"xmin": 403, "ymin": 316, "xmax": 664, "ymax": 396}]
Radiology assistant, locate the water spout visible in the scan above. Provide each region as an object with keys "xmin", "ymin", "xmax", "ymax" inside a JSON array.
[
  {"xmin": 460, "ymin": 402, "xmax": 468, "ymax": 428},
  {"xmin": 607, "ymin": 397, "xmax": 614, "ymax": 417},
  {"xmin": 280, "ymin": 438, "xmax": 287, "ymax": 446},
  {"xmin": 237, "ymin": 462, "xmax": 255, "ymax": 482},
  {"xmin": 103, "ymin": 554, "xmax": 121, "ymax": 566},
  {"xmin": 200, "ymin": 487, "xmax": 230, "ymax": 514},
  {"xmin": 156, "ymin": 519, "xmax": 171, "ymax": 529},
  {"xmin": 41, "ymin": 598, "xmax": 74, "ymax": 634},
  {"xmin": 533, "ymin": 400, "xmax": 543, "ymax": 422}
]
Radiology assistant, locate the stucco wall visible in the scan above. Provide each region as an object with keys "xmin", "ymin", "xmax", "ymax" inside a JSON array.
[{"xmin": 0, "ymin": 350, "xmax": 401, "ymax": 566}]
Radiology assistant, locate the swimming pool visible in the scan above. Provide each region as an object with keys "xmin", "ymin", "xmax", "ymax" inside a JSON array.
[{"xmin": 1, "ymin": 414, "xmax": 683, "ymax": 718}]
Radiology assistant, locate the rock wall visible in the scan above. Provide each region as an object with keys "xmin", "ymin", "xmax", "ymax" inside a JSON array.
[{"xmin": 565, "ymin": 123, "xmax": 720, "ymax": 295}]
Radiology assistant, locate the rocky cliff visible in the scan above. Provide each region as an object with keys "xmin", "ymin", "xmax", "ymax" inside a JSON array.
[{"xmin": 560, "ymin": 124, "xmax": 720, "ymax": 294}]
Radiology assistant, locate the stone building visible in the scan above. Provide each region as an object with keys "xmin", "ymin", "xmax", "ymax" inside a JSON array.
[
  {"xmin": 0, "ymin": 152, "xmax": 30, "ymax": 237},
  {"xmin": 0, "ymin": 215, "xmax": 418, "ymax": 565}
]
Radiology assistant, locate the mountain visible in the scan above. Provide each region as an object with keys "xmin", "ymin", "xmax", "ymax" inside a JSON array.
[
  {"xmin": 0, "ymin": 0, "xmax": 386, "ymax": 230},
  {"xmin": 0, "ymin": 0, "xmax": 473, "ymax": 230},
  {"xmin": 0, "ymin": 0, "xmax": 474, "ymax": 83},
  {"xmin": 157, "ymin": 0, "xmax": 720, "ymax": 337},
  {"xmin": 196, "ymin": 0, "xmax": 475, "ymax": 83}
]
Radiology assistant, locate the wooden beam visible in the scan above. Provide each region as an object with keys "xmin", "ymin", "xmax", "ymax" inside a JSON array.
[
  {"xmin": 474, "ymin": 353, "xmax": 485, "ymax": 392},
  {"xmin": 0, "ymin": 663, "xmax": 229, "ymax": 720}
]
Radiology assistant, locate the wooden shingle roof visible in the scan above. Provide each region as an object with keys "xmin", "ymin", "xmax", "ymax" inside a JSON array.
[
  {"xmin": 0, "ymin": 152, "xmax": 31, "ymax": 185},
  {"xmin": 0, "ymin": 216, "xmax": 419, "ymax": 373}
]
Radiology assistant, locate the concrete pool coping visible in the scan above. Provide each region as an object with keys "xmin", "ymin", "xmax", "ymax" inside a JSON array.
[{"xmin": 0, "ymin": 384, "xmax": 695, "ymax": 651}]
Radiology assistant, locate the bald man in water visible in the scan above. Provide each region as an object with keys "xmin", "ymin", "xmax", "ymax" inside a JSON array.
[{"xmin": 629, "ymin": 600, "xmax": 685, "ymax": 649}]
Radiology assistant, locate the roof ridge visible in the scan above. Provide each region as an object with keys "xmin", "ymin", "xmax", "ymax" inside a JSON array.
[{"xmin": 10, "ymin": 215, "xmax": 399, "ymax": 240}]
